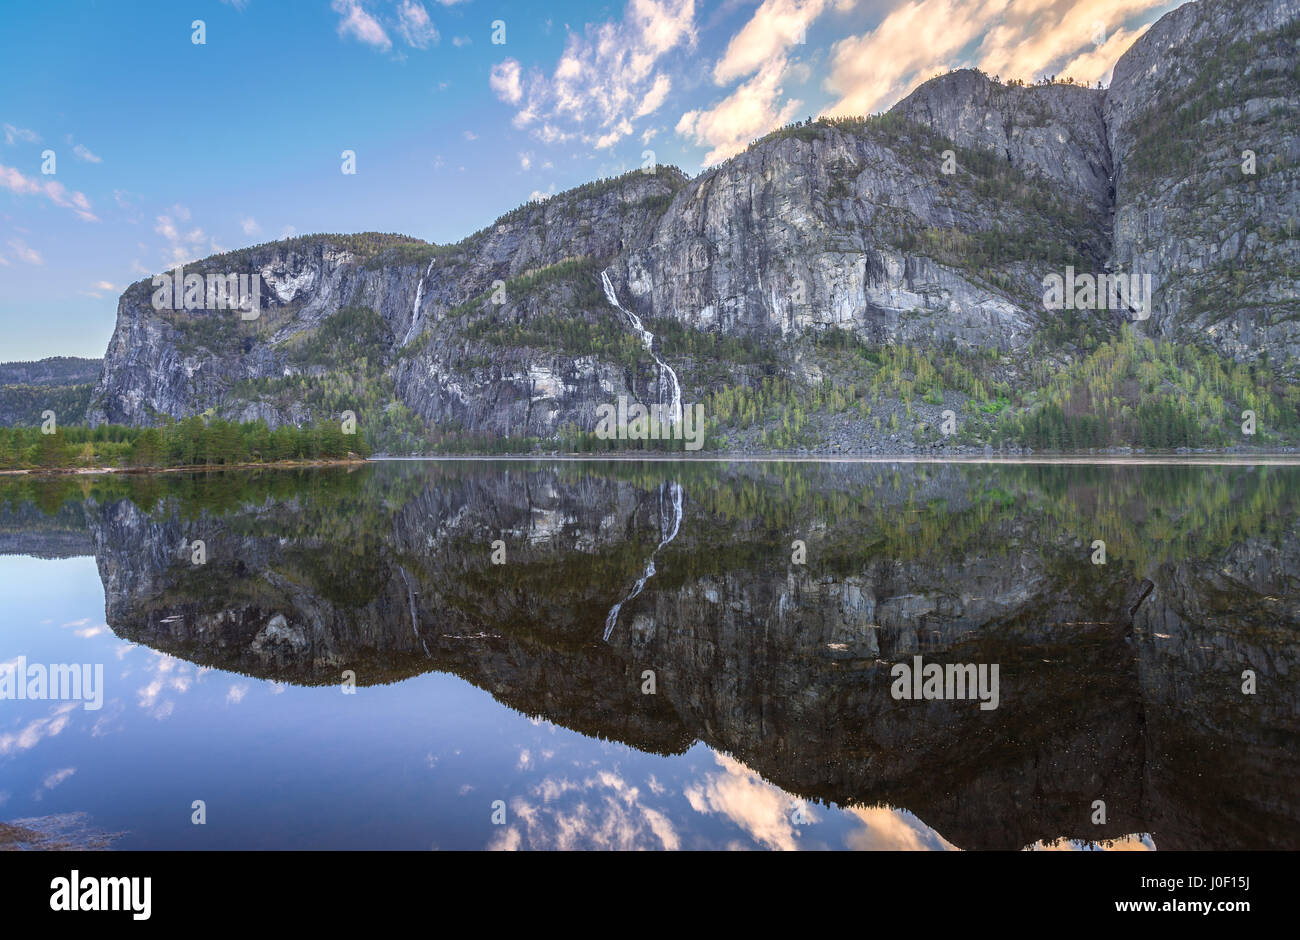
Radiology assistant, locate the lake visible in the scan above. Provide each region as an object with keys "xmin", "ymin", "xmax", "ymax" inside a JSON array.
[{"xmin": 1, "ymin": 458, "xmax": 1297, "ymax": 850}]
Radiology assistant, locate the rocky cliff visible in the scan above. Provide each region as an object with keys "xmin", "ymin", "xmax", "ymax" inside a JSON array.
[
  {"xmin": 1106, "ymin": 0, "xmax": 1300, "ymax": 359},
  {"xmin": 85, "ymin": 0, "xmax": 1300, "ymax": 452}
]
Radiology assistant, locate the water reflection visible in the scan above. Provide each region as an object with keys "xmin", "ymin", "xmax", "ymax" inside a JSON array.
[
  {"xmin": 0, "ymin": 459, "xmax": 1297, "ymax": 849},
  {"xmin": 605, "ymin": 480, "xmax": 683, "ymax": 641}
]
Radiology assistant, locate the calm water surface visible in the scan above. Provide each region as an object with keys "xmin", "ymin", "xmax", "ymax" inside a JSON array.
[{"xmin": 1, "ymin": 459, "xmax": 1296, "ymax": 850}]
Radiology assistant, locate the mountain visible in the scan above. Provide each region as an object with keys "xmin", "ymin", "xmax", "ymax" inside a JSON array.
[
  {"xmin": 0, "ymin": 356, "xmax": 102, "ymax": 427},
  {"xmin": 86, "ymin": 0, "xmax": 1300, "ymax": 454}
]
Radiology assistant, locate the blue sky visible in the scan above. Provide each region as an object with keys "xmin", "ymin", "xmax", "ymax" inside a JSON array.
[{"xmin": 0, "ymin": 0, "xmax": 1179, "ymax": 361}]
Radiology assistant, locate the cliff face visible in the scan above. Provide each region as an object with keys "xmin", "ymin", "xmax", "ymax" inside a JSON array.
[
  {"xmin": 89, "ymin": 175, "xmax": 687, "ymax": 440},
  {"xmin": 85, "ymin": 0, "xmax": 1300, "ymax": 447},
  {"xmin": 621, "ymin": 122, "xmax": 1046, "ymax": 350},
  {"xmin": 1105, "ymin": 0, "xmax": 1300, "ymax": 359},
  {"xmin": 890, "ymin": 68, "xmax": 1113, "ymax": 214}
]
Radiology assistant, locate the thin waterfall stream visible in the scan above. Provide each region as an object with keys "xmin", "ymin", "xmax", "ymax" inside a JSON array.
[
  {"xmin": 600, "ymin": 269, "xmax": 682, "ymax": 424},
  {"xmin": 603, "ymin": 481, "xmax": 684, "ymax": 641}
]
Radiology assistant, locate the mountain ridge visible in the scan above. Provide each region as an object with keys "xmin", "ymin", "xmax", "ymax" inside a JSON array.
[{"xmin": 81, "ymin": 0, "xmax": 1300, "ymax": 454}]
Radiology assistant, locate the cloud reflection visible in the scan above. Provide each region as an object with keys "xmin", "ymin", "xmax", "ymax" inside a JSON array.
[
  {"xmin": 488, "ymin": 769, "xmax": 680, "ymax": 851},
  {"xmin": 685, "ymin": 752, "xmax": 956, "ymax": 851}
]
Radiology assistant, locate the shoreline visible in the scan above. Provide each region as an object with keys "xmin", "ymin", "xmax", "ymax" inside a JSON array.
[
  {"xmin": 0, "ymin": 458, "xmax": 368, "ymax": 477},
  {"xmin": 371, "ymin": 453, "xmax": 1300, "ymax": 466},
  {"xmin": 6, "ymin": 451, "xmax": 1300, "ymax": 475}
]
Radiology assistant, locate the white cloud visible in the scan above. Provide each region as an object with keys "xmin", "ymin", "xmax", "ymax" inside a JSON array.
[
  {"xmin": 397, "ymin": 0, "xmax": 439, "ymax": 48},
  {"xmin": 486, "ymin": 771, "xmax": 681, "ymax": 850},
  {"xmin": 0, "ymin": 164, "xmax": 41, "ymax": 195},
  {"xmin": 842, "ymin": 805, "xmax": 959, "ymax": 850},
  {"xmin": 713, "ymin": 0, "xmax": 836, "ymax": 85},
  {"xmin": 823, "ymin": 0, "xmax": 1168, "ymax": 117},
  {"xmin": 683, "ymin": 752, "xmax": 804, "ymax": 850},
  {"xmin": 38, "ymin": 767, "xmax": 76, "ymax": 794},
  {"xmin": 0, "ymin": 703, "xmax": 76, "ymax": 756},
  {"xmin": 0, "ymin": 164, "xmax": 97, "ymax": 221},
  {"xmin": 593, "ymin": 119, "xmax": 634, "ymax": 149},
  {"xmin": 1054, "ymin": 23, "xmax": 1152, "ymax": 87},
  {"xmin": 975, "ymin": 0, "xmax": 1166, "ymax": 84},
  {"xmin": 135, "ymin": 653, "xmax": 195, "ymax": 720},
  {"xmin": 3, "ymin": 123, "xmax": 41, "ymax": 146},
  {"xmin": 677, "ymin": 55, "xmax": 802, "ymax": 164},
  {"xmin": 452, "ymin": 35, "xmax": 471, "ymax": 47},
  {"xmin": 6, "ymin": 238, "xmax": 42, "ymax": 265},
  {"xmin": 226, "ymin": 684, "xmax": 248, "ymax": 704},
  {"xmin": 462, "ymin": 129, "xmax": 478, "ymax": 140},
  {"xmin": 331, "ymin": 0, "xmax": 392, "ymax": 52},
  {"xmin": 823, "ymin": 0, "xmax": 997, "ymax": 117},
  {"xmin": 671, "ymin": 0, "xmax": 846, "ymax": 165},
  {"xmin": 490, "ymin": 58, "xmax": 523, "ymax": 105},
  {"xmin": 635, "ymin": 73, "xmax": 673, "ymax": 118},
  {"xmin": 519, "ymin": 151, "xmax": 533, "ymax": 170},
  {"xmin": 72, "ymin": 143, "xmax": 102, "ymax": 163},
  {"xmin": 529, "ymin": 184, "xmax": 556, "ymax": 202},
  {"xmin": 154, "ymin": 207, "xmax": 211, "ymax": 265},
  {"xmin": 498, "ymin": 0, "xmax": 696, "ymax": 151},
  {"xmin": 45, "ymin": 181, "xmax": 97, "ymax": 221},
  {"xmin": 240, "ymin": 216, "xmax": 261, "ymax": 236},
  {"xmin": 1025, "ymin": 833, "xmax": 1157, "ymax": 851}
]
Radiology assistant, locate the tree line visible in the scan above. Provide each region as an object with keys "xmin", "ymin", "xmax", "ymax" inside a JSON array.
[{"xmin": 0, "ymin": 416, "xmax": 370, "ymax": 470}]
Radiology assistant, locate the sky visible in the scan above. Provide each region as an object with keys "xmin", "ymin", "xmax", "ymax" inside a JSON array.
[{"xmin": 0, "ymin": 0, "xmax": 1181, "ymax": 361}]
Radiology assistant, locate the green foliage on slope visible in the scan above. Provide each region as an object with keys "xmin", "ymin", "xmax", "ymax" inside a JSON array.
[
  {"xmin": 0, "ymin": 384, "xmax": 93, "ymax": 428},
  {"xmin": 0, "ymin": 418, "xmax": 369, "ymax": 470},
  {"xmin": 1123, "ymin": 17, "xmax": 1300, "ymax": 186}
]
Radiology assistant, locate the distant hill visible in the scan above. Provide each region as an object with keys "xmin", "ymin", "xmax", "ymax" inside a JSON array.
[
  {"xmin": 0, "ymin": 356, "xmax": 102, "ymax": 386},
  {"xmin": 0, "ymin": 356, "xmax": 102, "ymax": 427}
]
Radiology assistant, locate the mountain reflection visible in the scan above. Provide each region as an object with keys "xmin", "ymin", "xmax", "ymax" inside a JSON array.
[{"xmin": 2, "ymin": 459, "xmax": 1298, "ymax": 850}]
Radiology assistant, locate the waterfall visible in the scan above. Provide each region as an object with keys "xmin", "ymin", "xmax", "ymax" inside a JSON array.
[
  {"xmin": 402, "ymin": 258, "xmax": 437, "ymax": 346},
  {"xmin": 600, "ymin": 269, "xmax": 682, "ymax": 424},
  {"xmin": 398, "ymin": 565, "xmax": 430, "ymax": 657},
  {"xmin": 603, "ymin": 481, "xmax": 684, "ymax": 641}
]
